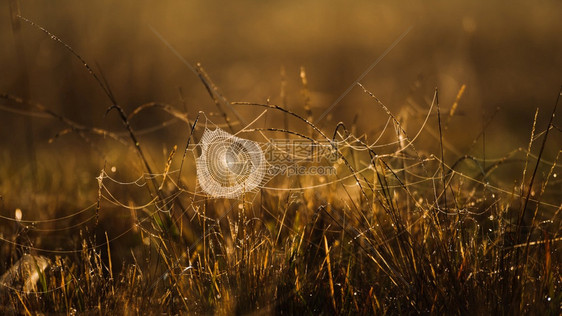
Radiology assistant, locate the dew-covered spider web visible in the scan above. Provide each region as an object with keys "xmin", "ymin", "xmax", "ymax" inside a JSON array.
[
  {"xmin": 189, "ymin": 113, "xmax": 349, "ymax": 201},
  {"xmin": 1, "ymin": 98, "xmax": 561, "ymax": 296},
  {"xmin": 195, "ymin": 128, "xmax": 268, "ymax": 198}
]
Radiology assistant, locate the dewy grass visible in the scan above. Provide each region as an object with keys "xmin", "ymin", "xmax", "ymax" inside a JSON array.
[{"xmin": 0, "ymin": 15, "xmax": 560, "ymax": 315}]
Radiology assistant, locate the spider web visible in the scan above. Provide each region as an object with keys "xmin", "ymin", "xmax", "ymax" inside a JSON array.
[
  {"xmin": 195, "ymin": 128, "xmax": 269, "ymax": 198},
  {"xmin": 0, "ymin": 103, "xmax": 560, "ymax": 293}
]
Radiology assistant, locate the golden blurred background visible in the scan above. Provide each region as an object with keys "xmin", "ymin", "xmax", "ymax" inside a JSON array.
[{"xmin": 1, "ymin": 0, "xmax": 561, "ymax": 205}]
